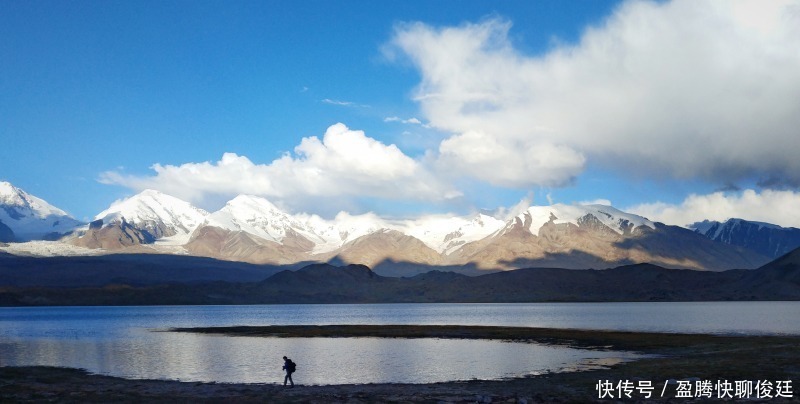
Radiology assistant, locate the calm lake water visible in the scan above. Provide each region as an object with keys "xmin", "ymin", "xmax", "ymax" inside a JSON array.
[{"xmin": 0, "ymin": 302, "xmax": 798, "ymax": 385}]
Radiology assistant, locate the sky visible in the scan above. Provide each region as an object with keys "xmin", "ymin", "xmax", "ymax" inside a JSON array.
[{"xmin": 2, "ymin": 0, "xmax": 800, "ymax": 228}]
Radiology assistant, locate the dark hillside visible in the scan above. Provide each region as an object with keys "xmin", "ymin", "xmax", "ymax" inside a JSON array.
[{"xmin": 2, "ymin": 251, "xmax": 799, "ymax": 306}]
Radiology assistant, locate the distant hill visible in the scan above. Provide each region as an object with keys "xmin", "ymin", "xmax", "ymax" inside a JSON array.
[
  {"xmin": 0, "ymin": 252, "xmax": 286, "ymax": 288},
  {"xmin": 2, "ymin": 249, "xmax": 798, "ymax": 306},
  {"xmin": 764, "ymin": 246, "xmax": 800, "ymax": 269}
]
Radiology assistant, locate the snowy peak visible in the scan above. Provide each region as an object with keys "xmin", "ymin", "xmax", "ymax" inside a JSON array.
[
  {"xmin": 200, "ymin": 196, "xmax": 400, "ymax": 252},
  {"xmin": 195, "ymin": 200, "xmax": 657, "ymax": 257},
  {"xmin": 1, "ymin": 187, "xmax": 776, "ymax": 273},
  {"xmin": 195, "ymin": 196, "xmax": 510, "ymax": 255},
  {"xmin": 690, "ymin": 218, "xmax": 800, "ymax": 259},
  {"xmin": 301, "ymin": 211, "xmax": 389, "ymax": 254},
  {"xmin": 0, "ymin": 181, "xmax": 83, "ymax": 241},
  {"xmin": 0, "ymin": 181, "xmax": 69, "ymax": 218},
  {"xmin": 692, "ymin": 218, "xmax": 783, "ymax": 240},
  {"xmin": 300, "ymin": 211, "xmax": 504, "ymax": 255},
  {"xmin": 225, "ymin": 194, "xmax": 282, "ymax": 215},
  {"xmin": 95, "ymin": 189, "xmax": 209, "ymax": 239},
  {"xmin": 402, "ymin": 213, "xmax": 505, "ymax": 254},
  {"xmin": 509, "ymin": 203, "xmax": 655, "ymax": 236},
  {"xmin": 203, "ymin": 195, "xmax": 320, "ymax": 244}
]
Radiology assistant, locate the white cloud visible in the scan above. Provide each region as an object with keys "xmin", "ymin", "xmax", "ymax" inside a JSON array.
[
  {"xmin": 100, "ymin": 123, "xmax": 460, "ymax": 210},
  {"xmin": 580, "ymin": 198, "xmax": 613, "ymax": 206},
  {"xmin": 384, "ymin": 116, "xmax": 424, "ymax": 125},
  {"xmin": 437, "ymin": 130, "xmax": 584, "ymax": 187},
  {"xmin": 322, "ymin": 98, "xmax": 370, "ymax": 108},
  {"xmin": 321, "ymin": 98, "xmax": 353, "ymax": 106},
  {"xmin": 389, "ymin": 0, "xmax": 800, "ymax": 188},
  {"xmin": 627, "ymin": 189, "xmax": 800, "ymax": 228},
  {"xmin": 489, "ymin": 193, "xmax": 534, "ymax": 221}
]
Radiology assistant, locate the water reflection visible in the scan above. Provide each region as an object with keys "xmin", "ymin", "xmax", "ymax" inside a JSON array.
[
  {"xmin": 4, "ymin": 302, "xmax": 799, "ymax": 335},
  {"xmin": 0, "ymin": 332, "xmax": 641, "ymax": 384},
  {"xmin": 2, "ymin": 302, "xmax": 798, "ymax": 384}
]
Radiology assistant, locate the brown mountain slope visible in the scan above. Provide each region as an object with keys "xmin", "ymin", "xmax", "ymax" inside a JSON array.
[
  {"xmin": 69, "ymin": 219, "xmax": 155, "ymax": 250},
  {"xmin": 332, "ymin": 229, "xmax": 441, "ymax": 268},
  {"xmin": 180, "ymin": 211, "xmax": 770, "ymax": 274},
  {"xmin": 449, "ymin": 213, "xmax": 769, "ymax": 271},
  {"xmin": 184, "ymin": 226, "xmax": 313, "ymax": 265}
]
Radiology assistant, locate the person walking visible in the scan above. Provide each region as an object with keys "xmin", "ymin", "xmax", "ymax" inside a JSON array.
[{"xmin": 282, "ymin": 356, "xmax": 296, "ymax": 387}]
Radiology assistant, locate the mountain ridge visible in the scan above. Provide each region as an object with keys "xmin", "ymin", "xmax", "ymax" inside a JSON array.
[
  {"xmin": 0, "ymin": 182, "xmax": 776, "ymax": 273},
  {"xmin": 95, "ymin": 189, "xmax": 210, "ymax": 240},
  {"xmin": 691, "ymin": 218, "xmax": 800, "ymax": 259}
]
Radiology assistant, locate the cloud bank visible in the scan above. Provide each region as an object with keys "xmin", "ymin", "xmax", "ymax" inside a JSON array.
[
  {"xmin": 101, "ymin": 1, "xmax": 800, "ymax": 225},
  {"xmin": 389, "ymin": 0, "xmax": 800, "ymax": 187},
  {"xmin": 100, "ymin": 123, "xmax": 459, "ymax": 210},
  {"xmin": 628, "ymin": 189, "xmax": 800, "ymax": 228}
]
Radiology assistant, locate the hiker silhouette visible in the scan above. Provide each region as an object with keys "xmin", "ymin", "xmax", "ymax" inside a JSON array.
[{"xmin": 282, "ymin": 356, "xmax": 296, "ymax": 387}]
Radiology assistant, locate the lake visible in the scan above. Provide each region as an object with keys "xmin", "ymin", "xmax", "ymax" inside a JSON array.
[{"xmin": 1, "ymin": 302, "xmax": 798, "ymax": 385}]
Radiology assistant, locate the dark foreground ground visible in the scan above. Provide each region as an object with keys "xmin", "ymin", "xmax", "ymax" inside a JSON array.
[{"xmin": 2, "ymin": 325, "xmax": 799, "ymax": 403}]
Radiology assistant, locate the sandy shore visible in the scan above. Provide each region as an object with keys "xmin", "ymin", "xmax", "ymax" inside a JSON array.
[{"xmin": 2, "ymin": 325, "xmax": 799, "ymax": 403}]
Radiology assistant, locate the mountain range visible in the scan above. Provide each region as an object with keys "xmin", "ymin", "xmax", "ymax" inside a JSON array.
[
  {"xmin": 2, "ymin": 181, "xmax": 799, "ymax": 275},
  {"xmin": 2, "ymin": 247, "xmax": 798, "ymax": 306}
]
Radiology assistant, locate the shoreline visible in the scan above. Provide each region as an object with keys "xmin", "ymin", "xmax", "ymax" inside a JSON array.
[
  {"xmin": 168, "ymin": 324, "xmax": 778, "ymax": 350},
  {"xmin": 3, "ymin": 326, "xmax": 799, "ymax": 402}
]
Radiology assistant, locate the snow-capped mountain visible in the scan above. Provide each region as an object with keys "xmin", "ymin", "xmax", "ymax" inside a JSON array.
[
  {"xmin": 691, "ymin": 219, "xmax": 800, "ymax": 259},
  {"xmin": 501, "ymin": 204, "xmax": 656, "ymax": 237},
  {"xmin": 1, "ymin": 185, "xmax": 774, "ymax": 274},
  {"xmin": 448, "ymin": 203, "xmax": 767, "ymax": 272},
  {"xmin": 201, "ymin": 195, "xmax": 314, "ymax": 243},
  {"xmin": 188, "ymin": 195, "xmax": 507, "ymax": 262},
  {"xmin": 400, "ymin": 213, "xmax": 506, "ymax": 255},
  {"xmin": 181, "ymin": 196, "xmax": 768, "ymax": 272},
  {"xmin": 298, "ymin": 211, "xmax": 391, "ymax": 254},
  {"xmin": 0, "ymin": 181, "xmax": 83, "ymax": 241},
  {"xmin": 94, "ymin": 189, "xmax": 210, "ymax": 240},
  {"xmin": 186, "ymin": 195, "xmax": 394, "ymax": 263}
]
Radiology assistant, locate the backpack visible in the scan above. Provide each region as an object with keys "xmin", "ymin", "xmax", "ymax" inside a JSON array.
[{"xmin": 287, "ymin": 360, "xmax": 296, "ymax": 373}]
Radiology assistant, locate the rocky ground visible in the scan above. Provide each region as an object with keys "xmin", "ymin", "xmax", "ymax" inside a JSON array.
[{"xmin": 2, "ymin": 326, "xmax": 799, "ymax": 403}]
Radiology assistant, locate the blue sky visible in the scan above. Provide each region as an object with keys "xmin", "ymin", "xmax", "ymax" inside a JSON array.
[{"xmin": 2, "ymin": 0, "xmax": 800, "ymax": 227}]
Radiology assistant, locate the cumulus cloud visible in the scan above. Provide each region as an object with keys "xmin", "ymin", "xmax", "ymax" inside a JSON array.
[
  {"xmin": 628, "ymin": 189, "xmax": 800, "ymax": 228},
  {"xmin": 437, "ymin": 130, "xmax": 584, "ymax": 187},
  {"xmin": 100, "ymin": 123, "xmax": 460, "ymax": 210},
  {"xmin": 389, "ymin": 0, "xmax": 800, "ymax": 188}
]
